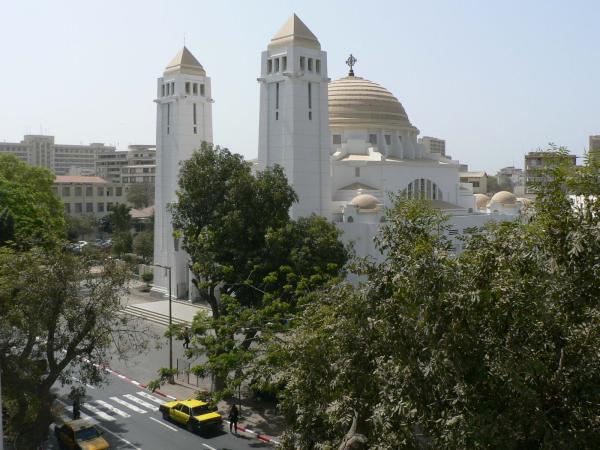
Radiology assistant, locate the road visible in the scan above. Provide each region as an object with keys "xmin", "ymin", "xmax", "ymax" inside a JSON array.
[{"xmin": 49, "ymin": 372, "xmax": 273, "ymax": 450}]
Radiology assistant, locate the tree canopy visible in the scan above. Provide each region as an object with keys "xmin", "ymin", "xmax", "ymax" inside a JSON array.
[
  {"xmin": 126, "ymin": 183, "xmax": 154, "ymax": 209},
  {"xmin": 0, "ymin": 154, "xmax": 65, "ymax": 245},
  {"xmin": 274, "ymin": 148, "xmax": 600, "ymax": 449}
]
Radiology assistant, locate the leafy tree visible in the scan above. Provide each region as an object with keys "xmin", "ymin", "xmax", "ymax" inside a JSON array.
[
  {"xmin": 0, "ymin": 154, "xmax": 65, "ymax": 245},
  {"xmin": 105, "ymin": 203, "xmax": 132, "ymax": 233},
  {"xmin": 127, "ymin": 183, "xmax": 154, "ymax": 208},
  {"xmin": 166, "ymin": 142, "xmax": 348, "ymax": 394},
  {"xmin": 133, "ymin": 230, "xmax": 154, "ymax": 262},
  {"xmin": 66, "ymin": 215, "xmax": 96, "ymax": 241},
  {"xmin": 112, "ymin": 231, "xmax": 132, "ymax": 256},
  {"xmin": 276, "ymin": 148, "xmax": 600, "ymax": 449},
  {"xmin": 0, "ymin": 247, "xmax": 148, "ymax": 449},
  {"xmin": 0, "ymin": 205, "xmax": 15, "ymax": 246}
]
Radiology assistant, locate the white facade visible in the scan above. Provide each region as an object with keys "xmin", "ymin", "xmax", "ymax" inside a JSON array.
[
  {"xmin": 153, "ymin": 47, "xmax": 213, "ymax": 299},
  {"xmin": 257, "ymin": 14, "xmax": 331, "ymax": 219}
]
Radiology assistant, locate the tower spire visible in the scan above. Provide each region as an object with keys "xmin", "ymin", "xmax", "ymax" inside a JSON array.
[{"xmin": 346, "ymin": 54, "xmax": 357, "ymax": 77}]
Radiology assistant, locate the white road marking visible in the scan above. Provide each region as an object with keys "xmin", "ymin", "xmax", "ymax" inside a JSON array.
[
  {"xmin": 123, "ymin": 394, "xmax": 159, "ymax": 411},
  {"xmin": 94, "ymin": 399, "xmax": 131, "ymax": 418},
  {"xmin": 131, "ymin": 380, "xmax": 140, "ymax": 385},
  {"xmin": 82, "ymin": 403, "xmax": 116, "ymax": 422},
  {"xmin": 94, "ymin": 422, "xmax": 143, "ymax": 450},
  {"xmin": 202, "ymin": 444, "xmax": 217, "ymax": 450},
  {"xmin": 64, "ymin": 405, "xmax": 97, "ymax": 424},
  {"xmin": 136, "ymin": 391, "xmax": 166, "ymax": 405},
  {"xmin": 110, "ymin": 396, "xmax": 147, "ymax": 414},
  {"xmin": 149, "ymin": 416, "xmax": 178, "ymax": 431}
]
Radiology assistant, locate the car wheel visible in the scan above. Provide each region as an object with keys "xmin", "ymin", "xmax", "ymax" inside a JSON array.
[{"xmin": 161, "ymin": 410, "xmax": 169, "ymax": 420}]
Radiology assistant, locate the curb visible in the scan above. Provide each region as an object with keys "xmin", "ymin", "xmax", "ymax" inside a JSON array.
[{"xmin": 223, "ymin": 420, "xmax": 281, "ymax": 445}]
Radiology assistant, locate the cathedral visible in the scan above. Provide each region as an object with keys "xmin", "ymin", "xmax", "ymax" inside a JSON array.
[{"xmin": 152, "ymin": 14, "xmax": 525, "ymax": 299}]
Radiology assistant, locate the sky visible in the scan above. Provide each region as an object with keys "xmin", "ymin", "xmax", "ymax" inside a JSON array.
[{"xmin": 1, "ymin": 0, "xmax": 598, "ymax": 173}]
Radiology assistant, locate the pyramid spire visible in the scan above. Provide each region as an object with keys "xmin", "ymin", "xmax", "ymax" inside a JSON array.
[
  {"xmin": 269, "ymin": 13, "xmax": 320, "ymax": 50},
  {"xmin": 164, "ymin": 47, "xmax": 206, "ymax": 76}
]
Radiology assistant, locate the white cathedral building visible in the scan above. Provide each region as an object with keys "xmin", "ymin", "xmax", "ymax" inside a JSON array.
[{"xmin": 153, "ymin": 14, "xmax": 525, "ymax": 299}]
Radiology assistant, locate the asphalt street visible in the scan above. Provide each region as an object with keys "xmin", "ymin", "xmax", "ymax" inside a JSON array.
[{"xmin": 49, "ymin": 372, "xmax": 273, "ymax": 450}]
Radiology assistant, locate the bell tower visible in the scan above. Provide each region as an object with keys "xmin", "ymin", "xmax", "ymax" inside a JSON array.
[
  {"xmin": 257, "ymin": 14, "xmax": 331, "ymax": 219},
  {"xmin": 153, "ymin": 47, "xmax": 213, "ymax": 299}
]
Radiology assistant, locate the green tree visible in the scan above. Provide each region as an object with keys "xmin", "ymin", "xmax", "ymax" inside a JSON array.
[
  {"xmin": 66, "ymin": 215, "xmax": 96, "ymax": 241},
  {"xmin": 127, "ymin": 183, "xmax": 154, "ymax": 209},
  {"xmin": 0, "ymin": 247, "xmax": 148, "ymax": 449},
  {"xmin": 106, "ymin": 203, "xmax": 132, "ymax": 233},
  {"xmin": 0, "ymin": 205, "xmax": 15, "ymax": 246},
  {"xmin": 112, "ymin": 231, "xmax": 133, "ymax": 256},
  {"xmin": 276, "ymin": 148, "xmax": 600, "ymax": 449},
  {"xmin": 165, "ymin": 142, "xmax": 348, "ymax": 394},
  {"xmin": 132, "ymin": 230, "xmax": 154, "ymax": 262},
  {"xmin": 0, "ymin": 154, "xmax": 65, "ymax": 245}
]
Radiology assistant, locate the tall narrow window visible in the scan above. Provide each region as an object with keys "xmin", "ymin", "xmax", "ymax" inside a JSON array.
[
  {"xmin": 308, "ymin": 58, "xmax": 313, "ymax": 71},
  {"xmin": 167, "ymin": 103, "xmax": 171, "ymax": 134},
  {"xmin": 315, "ymin": 59, "xmax": 321, "ymax": 73},
  {"xmin": 192, "ymin": 83, "xmax": 198, "ymax": 95},
  {"xmin": 308, "ymin": 82, "xmax": 312, "ymax": 109},
  {"xmin": 267, "ymin": 59, "xmax": 272, "ymax": 73},
  {"xmin": 193, "ymin": 103, "xmax": 197, "ymax": 134},
  {"xmin": 275, "ymin": 82, "xmax": 279, "ymax": 110},
  {"xmin": 385, "ymin": 135, "xmax": 391, "ymax": 146},
  {"xmin": 355, "ymin": 167, "xmax": 360, "ymax": 177},
  {"xmin": 300, "ymin": 56, "xmax": 306, "ymax": 71},
  {"xmin": 282, "ymin": 56, "xmax": 287, "ymax": 71},
  {"xmin": 185, "ymin": 82, "xmax": 190, "ymax": 94},
  {"xmin": 161, "ymin": 84, "xmax": 165, "ymax": 96},
  {"xmin": 170, "ymin": 82, "xmax": 175, "ymax": 94},
  {"xmin": 369, "ymin": 134, "xmax": 377, "ymax": 145},
  {"xmin": 200, "ymin": 84, "xmax": 205, "ymax": 96},
  {"xmin": 274, "ymin": 58, "xmax": 280, "ymax": 72}
]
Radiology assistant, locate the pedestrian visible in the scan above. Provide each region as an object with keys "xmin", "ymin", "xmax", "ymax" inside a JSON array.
[
  {"xmin": 69, "ymin": 386, "xmax": 84, "ymax": 420},
  {"xmin": 182, "ymin": 326, "xmax": 190, "ymax": 349},
  {"xmin": 228, "ymin": 404, "xmax": 239, "ymax": 434},
  {"xmin": 72, "ymin": 399, "xmax": 81, "ymax": 420}
]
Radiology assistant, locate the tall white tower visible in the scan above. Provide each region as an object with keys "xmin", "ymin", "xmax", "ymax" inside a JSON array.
[
  {"xmin": 153, "ymin": 47, "xmax": 213, "ymax": 299},
  {"xmin": 258, "ymin": 14, "xmax": 331, "ymax": 219}
]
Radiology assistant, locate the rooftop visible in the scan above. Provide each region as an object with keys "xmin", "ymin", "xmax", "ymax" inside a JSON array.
[{"xmin": 55, "ymin": 175, "xmax": 108, "ymax": 184}]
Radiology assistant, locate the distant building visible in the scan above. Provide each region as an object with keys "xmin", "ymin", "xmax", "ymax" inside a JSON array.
[
  {"xmin": 418, "ymin": 136, "xmax": 446, "ymax": 156},
  {"xmin": 459, "ymin": 171, "xmax": 488, "ymax": 194},
  {"xmin": 122, "ymin": 145, "xmax": 156, "ymax": 186},
  {"xmin": 0, "ymin": 135, "xmax": 116, "ymax": 176},
  {"xmin": 53, "ymin": 175, "xmax": 127, "ymax": 217},
  {"xmin": 524, "ymin": 151, "xmax": 577, "ymax": 197},
  {"xmin": 497, "ymin": 166, "xmax": 524, "ymax": 195},
  {"xmin": 96, "ymin": 151, "xmax": 128, "ymax": 183},
  {"xmin": 589, "ymin": 135, "xmax": 600, "ymax": 162}
]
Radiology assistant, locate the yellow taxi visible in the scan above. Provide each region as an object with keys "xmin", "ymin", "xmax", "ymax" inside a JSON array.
[
  {"xmin": 159, "ymin": 398, "xmax": 223, "ymax": 433},
  {"xmin": 54, "ymin": 419, "xmax": 110, "ymax": 449}
]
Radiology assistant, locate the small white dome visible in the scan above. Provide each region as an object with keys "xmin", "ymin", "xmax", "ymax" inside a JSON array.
[
  {"xmin": 474, "ymin": 193, "xmax": 490, "ymax": 209},
  {"xmin": 351, "ymin": 194, "xmax": 379, "ymax": 209},
  {"xmin": 490, "ymin": 191, "xmax": 517, "ymax": 205}
]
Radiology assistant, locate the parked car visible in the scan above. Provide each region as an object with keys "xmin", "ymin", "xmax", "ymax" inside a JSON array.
[{"xmin": 54, "ymin": 419, "xmax": 110, "ymax": 449}]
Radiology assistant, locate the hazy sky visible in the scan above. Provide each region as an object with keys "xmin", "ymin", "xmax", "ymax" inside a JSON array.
[{"xmin": 1, "ymin": 0, "xmax": 598, "ymax": 173}]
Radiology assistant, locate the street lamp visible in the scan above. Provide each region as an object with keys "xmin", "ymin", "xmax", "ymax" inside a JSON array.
[{"xmin": 152, "ymin": 262, "xmax": 173, "ymax": 383}]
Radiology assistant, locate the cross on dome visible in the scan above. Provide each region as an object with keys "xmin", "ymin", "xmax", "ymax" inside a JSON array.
[{"xmin": 346, "ymin": 54, "xmax": 357, "ymax": 76}]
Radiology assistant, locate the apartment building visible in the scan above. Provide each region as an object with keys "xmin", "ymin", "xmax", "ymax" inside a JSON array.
[
  {"xmin": 418, "ymin": 136, "xmax": 446, "ymax": 156},
  {"xmin": 53, "ymin": 175, "xmax": 127, "ymax": 217},
  {"xmin": 459, "ymin": 171, "xmax": 488, "ymax": 194},
  {"xmin": 96, "ymin": 151, "xmax": 128, "ymax": 183},
  {"xmin": 524, "ymin": 151, "xmax": 577, "ymax": 196},
  {"xmin": 122, "ymin": 145, "xmax": 156, "ymax": 185}
]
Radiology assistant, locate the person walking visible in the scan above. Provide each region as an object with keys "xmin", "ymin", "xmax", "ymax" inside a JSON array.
[
  {"xmin": 182, "ymin": 327, "xmax": 190, "ymax": 349},
  {"xmin": 228, "ymin": 404, "xmax": 239, "ymax": 434}
]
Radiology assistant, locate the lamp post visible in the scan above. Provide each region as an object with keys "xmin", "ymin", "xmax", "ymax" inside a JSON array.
[{"xmin": 152, "ymin": 262, "xmax": 173, "ymax": 382}]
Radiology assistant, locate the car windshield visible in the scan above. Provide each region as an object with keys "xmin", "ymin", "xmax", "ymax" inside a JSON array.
[
  {"xmin": 75, "ymin": 427, "xmax": 100, "ymax": 441},
  {"xmin": 191, "ymin": 405, "xmax": 215, "ymax": 416}
]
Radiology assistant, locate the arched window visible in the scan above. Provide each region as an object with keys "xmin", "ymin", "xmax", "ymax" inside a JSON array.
[{"xmin": 401, "ymin": 179, "xmax": 443, "ymax": 201}]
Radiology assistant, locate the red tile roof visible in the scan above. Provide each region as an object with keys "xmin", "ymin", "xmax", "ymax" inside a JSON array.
[{"xmin": 55, "ymin": 176, "xmax": 108, "ymax": 184}]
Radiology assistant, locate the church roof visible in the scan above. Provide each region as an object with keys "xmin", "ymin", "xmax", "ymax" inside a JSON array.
[
  {"xmin": 164, "ymin": 47, "xmax": 206, "ymax": 76},
  {"xmin": 339, "ymin": 182, "xmax": 378, "ymax": 191},
  {"xmin": 269, "ymin": 14, "xmax": 320, "ymax": 50}
]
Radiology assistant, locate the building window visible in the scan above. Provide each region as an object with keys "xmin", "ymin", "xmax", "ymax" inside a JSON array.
[
  {"xmin": 369, "ymin": 134, "xmax": 377, "ymax": 145},
  {"xmin": 107, "ymin": 187, "xmax": 113, "ymax": 196},
  {"xmin": 308, "ymin": 82, "xmax": 312, "ymax": 109},
  {"xmin": 73, "ymin": 186, "xmax": 81, "ymax": 196},
  {"xmin": 200, "ymin": 84, "xmax": 205, "ymax": 96},
  {"xmin": 300, "ymin": 56, "xmax": 306, "ymax": 71},
  {"xmin": 86, "ymin": 202, "xmax": 93, "ymax": 213},
  {"xmin": 167, "ymin": 103, "xmax": 171, "ymax": 134},
  {"xmin": 333, "ymin": 134, "xmax": 341, "ymax": 145},
  {"xmin": 275, "ymin": 111, "xmax": 279, "ymax": 120},
  {"xmin": 385, "ymin": 135, "xmax": 391, "ymax": 146},
  {"xmin": 107, "ymin": 202, "xmax": 114, "ymax": 211},
  {"xmin": 116, "ymin": 187, "xmax": 122, "ymax": 196},
  {"xmin": 62, "ymin": 186, "xmax": 70, "ymax": 196},
  {"xmin": 122, "ymin": 177, "xmax": 128, "ymax": 183},
  {"xmin": 161, "ymin": 84, "xmax": 165, "ymax": 96},
  {"xmin": 174, "ymin": 237, "xmax": 179, "ymax": 251},
  {"xmin": 97, "ymin": 203, "xmax": 104, "ymax": 212},
  {"xmin": 282, "ymin": 56, "xmax": 287, "ymax": 71},
  {"xmin": 192, "ymin": 83, "xmax": 198, "ymax": 95},
  {"xmin": 308, "ymin": 58, "xmax": 313, "ymax": 71},
  {"xmin": 275, "ymin": 82, "xmax": 280, "ymax": 114},
  {"xmin": 97, "ymin": 187, "xmax": 104, "ymax": 196},
  {"xmin": 316, "ymin": 59, "xmax": 321, "ymax": 73},
  {"xmin": 398, "ymin": 134, "xmax": 403, "ymax": 142},
  {"xmin": 185, "ymin": 82, "xmax": 190, "ymax": 94},
  {"xmin": 193, "ymin": 103, "xmax": 197, "ymax": 127},
  {"xmin": 472, "ymin": 181, "xmax": 480, "ymax": 187},
  {"xmin": 267, "ymin": 59, "xmax": 272, "ymax": 73},
  {"xmin": 85, "ymin": 186, "xmax": 93, "ymax": 196},
  {"xmin": 170, "ymin": 82, "xmax": 175, "ymax": 94},
  {"xmin": 274, "ymin": 58, "xmax": 280, "ymax": 72},
  {"xmin": 64, "ymin": 203, "xmax": 71, "ymax": 214},
  {"xmin": 355, "ymin": 167, "xmax": 360, "ymax": 177},
  {"xmin": 143, "ymin": 168, "xmax": 149, "ymax": 173},
  {"xmin": 75, "ymin": 203, "xmax": 82, "ymax": 213},
  {"xmin": 308, "ymin": 111, "xmax": 312, "ymax": 120}
]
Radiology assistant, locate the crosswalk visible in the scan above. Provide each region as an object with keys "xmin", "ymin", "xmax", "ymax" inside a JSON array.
[{"xmin": 65, "ymin": 391, "xmax": 166, "ymax": 424}]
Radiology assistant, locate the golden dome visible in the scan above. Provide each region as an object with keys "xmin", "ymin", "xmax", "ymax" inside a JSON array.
[
  {"xmin": 351, "ymin": 193, "xmax": 380, "ymax": 210},
  {"xmin": 328, "ymin": 76, "xmax": 412, "ymax": 129},
  {"xmin": 490, "ymin": 191, "xmax": 517, "ymax": 205},
  {"xmin": 474, "ymin": 193, "xmax": 490, "ymax": 209}
]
